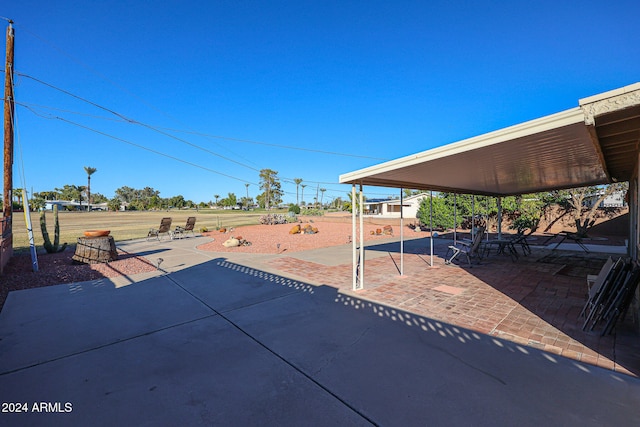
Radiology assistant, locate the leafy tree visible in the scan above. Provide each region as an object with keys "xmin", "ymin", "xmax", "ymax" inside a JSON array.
[
  {"xmin": 84, "ymin": 166, "xmax": 97, "ymax": 211},
  {"xmin": 169, "ymin": 195, "xmax": 186, "ymax": 209},
  {"xmin": 240, "ymin": 196, "xmax": 254, "ymax": 208},
  {"xmin": 332, "ymin": 196, "xmax": 343, "ymax": 210},
  {"xmin": 113, "ymin": 186, "xmax": 162, "ymax": 210},
  {"xmin": 30, "ymin": 193, "xmax": 46, "ymax": 210},
  {"xmin": 220, "ymin": 192, "xmax": 237, "ymax": 207},
  {"xmin": 557, "ymin": 183, "xmax": 628, "ymax": 234},
  {"xmin": 288, "ymin": 204, "xmax": 301, "ymax": 214},
  {"xmin": 417, "ymin": 195, "xmax": 457, "ymax": 230},
  {"xmin": 108, "ymin": 197, "xmax": 121, "ymax": 211},
  {"xmin": 35, "ymin": 190, "xmax": 60, "ymax": 201},
  {"xmin": 56, "ymin": 184, "xmax": 84, "ymax": 207},
  {"xmin": 13, "ymin": 188, "xmax": 24, "ymax": 207},
  {"xmin": 115, "ymin": 186, "xmax": 137, "ymax": 203},
  {"xmin": 344, "ymin": 190, "xmax": 365, "ymax": 213},
  {"xmin": 91, "ymin": 193, "xmax": 109, "ymax": 204},
  {"xmin": 258, "ymin": 169, "xmax": 283, "ymax": 209}
]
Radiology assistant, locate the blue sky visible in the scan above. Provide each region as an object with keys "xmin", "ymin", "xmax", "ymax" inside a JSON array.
[{"xmin": 3, "ymin": 1, "xmax": 640, "ymax": 204}]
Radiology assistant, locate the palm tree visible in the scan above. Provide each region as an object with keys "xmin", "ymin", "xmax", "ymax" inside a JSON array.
[
  {"xmin": 84, "ymin": 166, "xmax": 97, "ymax": 211},
  {"xmin": 293, "ymin": 178, "xmax": 303, "ymax": 206},
  {"xmin": 301, "ymin": 184, "xmax": 307, "ymax": 206},
  {"xmin": 13, "ymin": 188, "xmax": 23, "ymax": 207},
  {"xmin": 244, "ymin": 183, "xmax": 250, "ymax": 208},
  {"xmin": 214, "ymin": 194, "xmax": 220, "ymax": 206}
]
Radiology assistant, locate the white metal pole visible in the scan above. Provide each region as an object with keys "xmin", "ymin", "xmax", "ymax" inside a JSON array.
[
  {"xmin": 497, "ymin": 196, "xmax": 502, "ymax": 239},
  {"xmin": 400, "ymin": 188, "xmax": 404, "ymax": 276},
  {"xmin": 22, "ymin": 189, "xmax": 38, "ymax": 272},
  {"xmin": 486, "ymin": 196, "xmax": 490, "ymax": 242},
  {"xmin": 430, "ymin": 190, "xmax": 434, "ymax": 267},
  {"xmin": 454, "ymin": 193, "xmax": 457, "ymax": 244},
  {"xmin": 352, "ymin": 185, "xmax": 357, "ymax": 291},
  {"xmin": 359, "ymin": 184, "xmax": 364, "ymax": 289},
  {"xmin": 472, "ymin": 195, "xmax": 475, "ymax": 240}
]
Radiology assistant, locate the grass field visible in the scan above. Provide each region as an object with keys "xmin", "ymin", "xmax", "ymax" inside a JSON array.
[{"xmin": 10, "ymin": 209, "xmax": 277, "ymax": 252}]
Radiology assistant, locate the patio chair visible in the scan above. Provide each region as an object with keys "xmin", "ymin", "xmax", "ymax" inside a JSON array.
[
  {"xmin": 510, "ymin": 230, "xmax": 532, "ymax": 256},
  {"xmin": 445, "ymin": 226, "xmax": 486, "ymax": 268},
  {"xmin": 581, "ymin": 257, "xmax": 626, "ymax": 329},
  {"xmin": 147, "ymin": 217, "xmax": 173, "ymax": 241},
  {"xmin": 173, "ymin": 216, "xmax": 196, "ymax": 239},
  {"xmin": 586, "ymin": 256, "xmax": 615, "ymax": 294}
]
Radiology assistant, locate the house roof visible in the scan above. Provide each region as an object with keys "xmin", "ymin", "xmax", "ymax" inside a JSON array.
[
  {"xmin": 340, "ymin": 83, "xmax": 640, "ymax": 196},
  {"xmin": 365, "ymin": 193, "xmax": 428, "ymax": 205}
]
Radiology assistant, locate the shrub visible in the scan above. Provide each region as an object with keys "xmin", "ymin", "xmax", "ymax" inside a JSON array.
[
  {"xmin": 288, "ymin": 204, "xmax": 301, "ymax": 214},
  {"xmin": 301, "ymin": 208, "xmax": 324, "ymax": 216},
  {"xmin": 417, "ymin": 196, "xmax": 458, "ymax": 230}
]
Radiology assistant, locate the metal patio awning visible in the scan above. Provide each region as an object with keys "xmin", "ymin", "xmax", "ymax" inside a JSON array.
[{"xmin": 340, "ymin": 83, "xmax": 640, "ymax": 196}]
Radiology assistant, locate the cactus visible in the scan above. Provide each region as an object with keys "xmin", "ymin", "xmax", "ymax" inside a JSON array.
[{"xmin": 40, "ymin": 204, "xmax": 68, "ymax": 253}]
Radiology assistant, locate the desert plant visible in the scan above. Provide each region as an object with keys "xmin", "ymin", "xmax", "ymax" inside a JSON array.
[
  {"xmin": 40, "ymin": 204, "xmax": 67, "ymax": 253},
  {"xmin": 300, "ymin": 208, "xmax": 324, "ymax": 216},
  {"xmin": 259, "ymin": 214, "xmax": 288, "ymax": 225},
  {"xmin": 288, "ymin": 204, "xmax": 301, "ymax": 214}
]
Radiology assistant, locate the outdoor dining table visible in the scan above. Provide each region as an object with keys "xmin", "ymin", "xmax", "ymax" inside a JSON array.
[{"xmin": 483, "ymin": 238, "xmax": 519, "ymax": 261}]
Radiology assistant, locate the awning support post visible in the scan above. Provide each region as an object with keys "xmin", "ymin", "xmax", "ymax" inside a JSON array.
[
  {"xmin": 359, "ymin": 184, "xmax": 364, "ymax": 289},
  {"xmin": 472, "ymin": 195, "xmax": 475, "ymax": 240},
  {"xmin": 430, "ymin": 190, "xmax": 434, "ymax": 267},
  {"xmin": 497, "ymin": 197, "xmax": 502, "ymax": 239},
  {"xmin": 400, "ymin": 188, "xmax": 404, "ymax": 276},
  {"xmin": 351, "ymin": 184, "xmax": 357, "ymax": 291},
  {"xmin": 453, "ymin": 193, "xmax": 457, "ymax": 244}
]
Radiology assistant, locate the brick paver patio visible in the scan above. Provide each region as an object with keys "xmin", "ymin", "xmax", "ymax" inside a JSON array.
[{"xmin": 267, "ymin": 238, "xmax": 640, "ymax": 377}]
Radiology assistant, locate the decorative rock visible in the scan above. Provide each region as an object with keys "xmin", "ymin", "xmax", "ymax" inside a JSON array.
[
  {"xmin": 289, "ymin": 225, "xmax": 301, "ymax": 234},
  {"xmin": 72, "ymin": 236, "xmax": 118, "ymax": 264},
  {"xmin": 223, "ymin": 238, "xmax": 240, "ymax": 247}
]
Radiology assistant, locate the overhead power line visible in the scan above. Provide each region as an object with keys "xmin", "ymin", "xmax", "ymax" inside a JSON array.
[
  {"xmin": 159, "ymin": 127, "xmax": 389, "ymax": 161},
  {"xmin": 24, "ymin": 106, "xmax": 258, "ymax": 185}
]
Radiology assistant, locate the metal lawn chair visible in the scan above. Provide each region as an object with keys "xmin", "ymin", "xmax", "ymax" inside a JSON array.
[
  {"xmin": 445, "ymin": 226, "xmax": 486, "ymax": 267},
  {"xmin": 147, "ymin": 217, "xmax": 173, "ymax": 240},
  {"xmin": 173, "ymin": 216, "xmax": 196, "ymax": 239}
]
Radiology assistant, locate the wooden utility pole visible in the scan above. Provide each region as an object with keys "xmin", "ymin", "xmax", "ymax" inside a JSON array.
[{"xmin": 2, "ymin": 20, "xmax": 15, "ymax": 271}]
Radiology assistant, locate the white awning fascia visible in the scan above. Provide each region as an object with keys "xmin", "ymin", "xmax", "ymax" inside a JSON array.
[{"xmin": 339, "ymin": 107, "xmax": 586, "ymax": 187}]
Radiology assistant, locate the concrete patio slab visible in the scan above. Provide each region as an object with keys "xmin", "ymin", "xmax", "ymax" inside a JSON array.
[
  {"xmin": 0, "ymin": 274, "xmax": 212, "ymax": 373},
  {"xmin": 0, "ymin": 315, "xmax": 369, "ymax": 426}
]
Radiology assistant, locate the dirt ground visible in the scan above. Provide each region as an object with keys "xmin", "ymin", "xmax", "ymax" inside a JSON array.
[{"xmin": 197, "ymin": 221, "xmax": 406, "ymax": 254}]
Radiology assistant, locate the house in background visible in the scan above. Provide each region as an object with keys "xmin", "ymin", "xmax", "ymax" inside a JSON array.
[
  {"xmin": 44, "ymin": 200, "xmax": 81, "ymax": 211},
  {"xmin": 364, "ymin": 193, "xmax": 428, "ymax": 218},
  {"xmin": 584, "ymin": 190, "xmax": 627, "ymax": 208},
  {"xmin": 43, "ymin": 200, "xmax": 109, "ymax": 211}
]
